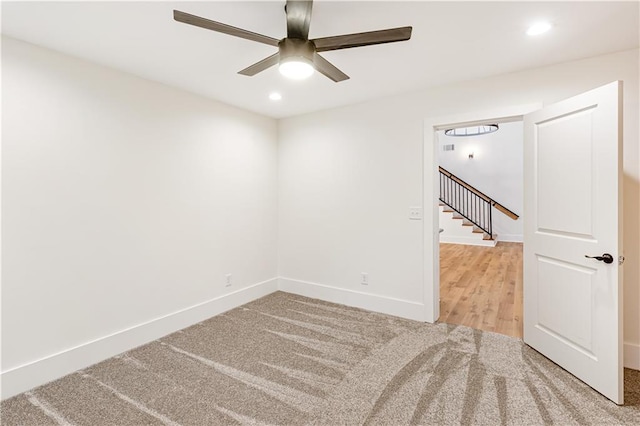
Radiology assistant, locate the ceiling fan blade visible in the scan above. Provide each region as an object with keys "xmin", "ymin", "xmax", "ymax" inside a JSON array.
[
  {"xmin": 286, "ymin": 0, "xmax": 313, "ymax": 40},
  {"xmin": 238, "ymin": 53, "xmax": 280, "ymax": 76},
  {"xmin": 313, "ymin": 53, "xmax": 349, "ymax": 82},
  {"xmin": 173, "ymin": 10, "xmax": 279, "ymax": 47},
  {"xmin": 313, "ymin": 26, "xmax": 412, "ymax": 52}
]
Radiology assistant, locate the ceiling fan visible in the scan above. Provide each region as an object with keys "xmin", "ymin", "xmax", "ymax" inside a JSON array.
[{"xmin": 173, "ymin": 0, "xmax": 412, "ymax": 82}]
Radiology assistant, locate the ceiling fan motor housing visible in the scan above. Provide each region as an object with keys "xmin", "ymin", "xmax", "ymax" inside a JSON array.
[{"xmin": 279, "ymin": 38, "xmax": 316, "ymax": 63}]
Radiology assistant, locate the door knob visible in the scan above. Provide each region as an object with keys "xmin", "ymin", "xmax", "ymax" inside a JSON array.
[{"xmin": 584, "ymin": 253, "xmax": 614, "ymax": 264}]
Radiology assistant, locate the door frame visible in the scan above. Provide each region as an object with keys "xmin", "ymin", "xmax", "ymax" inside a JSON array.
[{"xmin": 423, "ymin": 103, "xmax": 541, "ymax": 323}]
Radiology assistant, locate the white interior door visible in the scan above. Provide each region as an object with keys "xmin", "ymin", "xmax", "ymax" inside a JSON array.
[{"xmin": 523, "ymin": 81, "xmax": 623, "ymax": 404}]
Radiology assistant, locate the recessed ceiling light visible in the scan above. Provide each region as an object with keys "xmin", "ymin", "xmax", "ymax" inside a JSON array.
[
  {"xmin": 269, "ymin": 92, "xmax": 282, "ymax": 101},
  {"xmin": 527, "ymin": 22, "xmax": 552, "ymax": 36}
]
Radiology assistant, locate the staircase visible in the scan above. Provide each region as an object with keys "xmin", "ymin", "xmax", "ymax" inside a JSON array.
[
  {"xmin": 439, "ymin": 204, "xmax": 497, "ymax": 246},
  {"xmin": 439, "ymin": 166, "xmax": 518, "ymax": 246}
]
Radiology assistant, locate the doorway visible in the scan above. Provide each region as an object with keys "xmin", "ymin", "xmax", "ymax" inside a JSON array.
[
  {"xmin": 436, "ymin": 121, "xmax": 524, "ymax": 338},
  {"xmin": 422, "ymin": 104, "xmax": 539, "ymax": 324}
]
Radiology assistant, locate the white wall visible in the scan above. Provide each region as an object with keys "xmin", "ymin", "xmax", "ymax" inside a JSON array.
[
  {"xmin": 438, "ymin": 121, "xmax": 524, "ymax": 241},
  {"xmin": 277, "ymin": 103, "xmax": 426, "ymax": 319},
  {"xmin": 1, "ymin": 37, "xmax": 279, "ymax": 397},
  {"xmin": 278, "ymin": 48, "xmax": 639, "ymax": 366}
]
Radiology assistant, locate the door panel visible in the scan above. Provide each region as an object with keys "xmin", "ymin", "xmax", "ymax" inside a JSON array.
[
  {"xmin": 537, "ymin": 256, "xmax": 594, "ymax": 353},
  {"xmin": 536, "ymin": 108, "xmax": 595, "ymax": 237},
  {"xmin": 524, "ymin": 81, "xmax": 622, "ymax": 404}
]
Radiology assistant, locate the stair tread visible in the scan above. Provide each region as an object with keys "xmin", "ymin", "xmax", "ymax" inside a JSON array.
[{"xmin": 439, "ymin": 199, "xmax": 498, "ymax": 243}]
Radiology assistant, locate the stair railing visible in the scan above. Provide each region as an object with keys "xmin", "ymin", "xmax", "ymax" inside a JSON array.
[{"xmin": 439, "ymin": 166, "xmax": 519, "ymax": 239}]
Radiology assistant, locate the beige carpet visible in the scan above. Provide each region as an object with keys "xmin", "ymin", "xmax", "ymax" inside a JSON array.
[{"xmin": 2, "ymin": 291, "xmax": 639, "ymax": 425}]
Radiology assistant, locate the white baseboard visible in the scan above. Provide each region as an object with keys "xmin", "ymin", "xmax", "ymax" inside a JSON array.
[
  {"xmin": 1, "ymin": 278, "xmax": 278, "ymax": 400},
  {"xmin": 625, "ymin": 341, "xmax": 640, "ymax": 370},
  {"xmin": 278, "ymin": 277, "xmax": 426, "ymax": 322},
  {"xmin": 439, "ymin": 235, "xmax": 496, "ymax": 247},
  {"xmin": 496, "ymin": 234, "xmax": 524, "ymax": 243}
]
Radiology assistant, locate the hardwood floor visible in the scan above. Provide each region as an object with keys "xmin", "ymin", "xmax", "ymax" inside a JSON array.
[{"xmin": 439, "ymin": 242, "xmax": 523, "ymax": 338}]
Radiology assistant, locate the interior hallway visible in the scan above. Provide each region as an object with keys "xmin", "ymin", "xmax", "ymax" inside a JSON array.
[{"xmin": 439, "ymin": 242, "xmax": 523, "ymax": 338}]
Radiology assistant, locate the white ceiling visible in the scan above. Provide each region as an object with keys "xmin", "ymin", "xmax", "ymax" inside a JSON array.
[{"xmin": 2, "ymin": 1, "xmax": 638, "ymax": 118}]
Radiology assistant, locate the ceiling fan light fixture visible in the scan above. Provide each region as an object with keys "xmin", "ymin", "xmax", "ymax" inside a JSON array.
[
  {"xmin": 173, "ymin": 1, "xmax": 412, "ymax": 83},
  {"xmin": 279, "ymin": 56, "xmax": 315, "ymax": 80}
]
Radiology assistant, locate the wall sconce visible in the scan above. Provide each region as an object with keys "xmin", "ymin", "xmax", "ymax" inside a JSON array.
[{"xmin": 468, "ymin": 152, "xmax": 474, "ymax": 159}]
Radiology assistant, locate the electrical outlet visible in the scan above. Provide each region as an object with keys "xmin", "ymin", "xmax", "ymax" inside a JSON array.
[
  {"xmin": 225, "ymin": 274, "xmax": 232, "ymax": 287},
  {"xmin": 361, "ymin": 272, "xmax": 368, "ymax": 285},
  {"xmin": 409, "ymin": 207, "xmax": 423, "ymax": 220}
]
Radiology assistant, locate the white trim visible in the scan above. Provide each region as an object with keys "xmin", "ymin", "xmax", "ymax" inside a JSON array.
[
  {"xmin": 278, "ymin": 277, "xmax": 426, "ymax": 322},
  {"xmin": 439, "ymin": 236, "xmax": 497, "ymax": 247},
  {"xmin": 423, "ymin": 103, "xmax": 542, "ymax": 323},
  {"xmin": 0, "ymin": 278, "xmax": 278, "ymax": 400},
  {"xmin": 497, "ymin": 234, "xmax": 524, "ymax": 243},
  {"xmin": 624, "ymin": 341, "xmax": 640, "ymax": 370}
]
